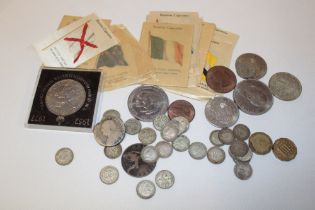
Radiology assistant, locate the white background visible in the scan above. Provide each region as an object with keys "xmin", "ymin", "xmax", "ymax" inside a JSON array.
[{"xmin": 0, "ymin": 0, "xmax": 315, "ymax": 209}]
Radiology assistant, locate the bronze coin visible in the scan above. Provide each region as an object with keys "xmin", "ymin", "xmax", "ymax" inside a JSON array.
[
  {"xmin": 249, "ymin": 132, "xmax": 273, "ymax": 155},
  {"xmin": 168, "ymin": 100, "xmax": 195, "ymax": 122},
  {"xmin": 206, "ymin": 66, "xmax": 237, "ymax": 93},
  {"xmin": 233, "ymin": 79, "xmax": 273, "ymax": 115},
  {"xmin": 273, "ymin": 138, "xmax": 297, "ymax": 161},
  {"xmin": 121, "ymin": 143, "xmax": 156, "ymax": 178},
  {"xmin": 235, "ymin": 53, "xmax": 267, "ymax": 79}
]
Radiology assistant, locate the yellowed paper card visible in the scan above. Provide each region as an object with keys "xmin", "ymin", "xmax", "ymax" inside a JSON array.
[{"xmin": 58, "ymin": 15, "xmax": 111, "ymax": 28}]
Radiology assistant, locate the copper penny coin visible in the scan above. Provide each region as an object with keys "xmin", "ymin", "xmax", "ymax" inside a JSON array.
[
  {"xmin": 168, "ymin": 100, "xmax": 195, "ymax": 122},
  {"xmin": 121, "ymin": 143, "xmax": 156, "ymax": 178},
  {"xmin": 249, "ymin": 132, "xmax": 273, "ymax": 155},
  {"xmin": 233, "ymin": 79, "xmax": 273, "ymax": 115},
  {"xmin": 206, "ymin": 66, "xmax": 237, "ymax": 93},
  {"xmin": 273, "ymin": 138, "xmax": 297, "ymax": 161},
  {"xmin": 235, "ymin": 53, "xmax": 267, "ymax": 79}
]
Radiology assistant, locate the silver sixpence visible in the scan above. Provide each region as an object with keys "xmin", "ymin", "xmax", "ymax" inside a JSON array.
[
  {"xmin": 55, "ymin": 147, "xmax": 74, "ymax": 166},
  {"xmin": 141, "ymin": 145, "xmax": 159, "ymax": 163},
  {"xmin": 218, "ymin": 128, "xmax": 235, "ymax": 145},
  {"xmin": 161, "ymin": 123, "xmax": 179, "ymax": 142},
  {"xmin": 172, "ymin": 135, "xmax": 190, "ymax": 152},
  {"xmin": 99, "ymin": 165, "xmax": 119, "ymax": 185},
  {"xmin": 235, "ymin": 148, "xmax": 253, "ymax": 163},
  {"xmin": 234, "ymin": 163, "xmax": 253, "ymax": 180},
  {"xmin": 209, "ymin": 130, "xmax": 224, "ymax": 146},
  {"xmin": 103, "ymin": 109, "xmax": 121, "ymax": 120},
  {"xmin": 128, "ymin": 85, "xmax": 169, "ymax": 122},
  {"xmin": 230, "ymin": 140, "xmax": 249, "ymax": 157},
  {"xmin": 104, "ymin": 144, "xmax": 122, "ymax": 159},
  {"xmin": 124, "ymin": 118, "xmax": 142, "ymax": 135},
  {"xmin": 207, "ymin": 147, "xmax": 225, "ymax": 164},
  {"xmin": 205, "ymin": 97, "xmax": 239, "ymax": 128},
  {"xmin": 172, "ymin": 116, "xmax": 189, "ymax": 134},
  {"xmin": 155, "ymin": 170, "xmax": 175, "ymax": 189},
  {"xmin": 155, "ymin": 141, "xmax": 173, "ymax": 158},
  {"xmin": 235, "ymin": 53, "xmax": 267, "ymax": 79},
  {"xmin": 153, "ymin": 114, "xmax": 170, "ymax": 131},
  {"xmin": 188, "ymin": 142, "xmax": 207, "ymax": 160},
  {"xmin": 138, "ymin": 127, "xmax": 157, "ymax": 145},
  {"xmin": 136, "ymin": 180, "xmax": 156, "ymax": 199},
  {"xmin": 269, "ymin": 72, "xmax": 302, "ymax": 101},
  {"xmin": 233, "ymin": 124, "xmax": 251, "ymax": 141}
]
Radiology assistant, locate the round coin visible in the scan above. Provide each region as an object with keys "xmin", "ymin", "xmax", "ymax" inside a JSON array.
[
  {"xmin": 161, "ymin": 123, "xmax": 179, "ymax": 142},
  {"xmin": 269, "ymin": 72, "xmax": 302, "ymax": 101},
  {"xmin": 234, "ymin": 163, "xmax": 253, "ymax": 180},
  {"xmin": 172, "ymin": 116, "xmax": 189, "ymax": 135},
  {"xmin": 206, "ymin": 66, "xmax": 237, "ymax": 93},
  {"xmin": 209, "ymin": 130, "xmax": 224, "ymax": 146},
  {"xmin": 218, "ymin": 128, "xmax": 235, "ymax": 145},
  {"xmin": 153, "ymin": 114, "xmax": 169, "ymax": 131},
  {"xmin": 121, "ymin": 144, "xmax": 156, "ymax": 178},
  {"xmin": 99, "ymin": 165, "xmax": 119, "ymax": 185},
  {"xmin": 136, "ymin": 180, "xmax": 156, "ymax": 199},
  {"xmin": 141, "ymin": 145, "xmax": 159, "ymax": 163},
  {"xmin": 124, "ymin": 118, "xmax": 142, "ymax": 135},
  {"xmin": 155, "ymin": 141, "xmax": 173, "ymax": 158},
  {"xmin": 235, "ymin": 148, "xmax": 253, "ymax": 163},
  {"xmin": 103, "ymin": 109, "xmax": 121, "ymax": 120},
  {"xmin": 207, "ymin": 147, "xmax": 225, "ymax": 164},
  {"xmin": 249, "ymin": 132, "xmax": 273, "ymax": 155},
  {"xmin": 230, "ymin": 140, "xmax": 249, "ymax": 157},
  {"xmin": 138, "ymin": 128, "xmax": 157, "ymax": 145},
  {"xmin": 272, "ymin": 138, "xmax": 297, "ymax": 161},
  {"xmin": 167, "ymin": 100, "xmax": 195, "ymax": 122},
  {"xmin": 104, "ymin": 144, "xmax": 122, "ymax": 159},
  {"xmin": 235, "ymin": 53, "xmax": 267, "ymax": 79},
  {"xmin": 128, "ymin": 85, "xmax": 169, "ymax": 122},
  {"xmin": 155, "ymin": 170, "xmax": 175, "ymax": 189},
  {"xmin": 233, "ymin": 79, "xmax": 273, "ymax": 115},
  {"xmin": 188, "ymin": 142, "xmax": 207, "ymax": 160},
  {"xmin": 233, "ymin": 124, "xmax": 251, "ymax": 141},
  {"xmin": 205, "ymin": 97, "xmax": 239, "ymax": 128},
  {"xmin": 172, "ymin": 135, "xmax": 190, "ymax": 152},
  {"xmin": 55, "ymin": 147, "xmax": 74, "ymax": 166}
]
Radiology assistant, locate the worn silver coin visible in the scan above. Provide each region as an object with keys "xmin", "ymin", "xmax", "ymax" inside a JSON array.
[
  {"xmin": 155, "ymin": 141, "xmax": 173, "ymax": 158},
  {"xmin": 172, "ymin": 116, "xmax": 189, "ymax": 135},
  {"xmin": 218, "ymin": 128, "xmax": 235, "ymax": 145},
  {"xmin": 207, "ymin": 147, "xmax": 225, "ymax": 164},
  {"xmin": 205, "ymin": 96, "xmax": 239, "ymax": 128},
  {"xmin": 141, "ymin": 145, "xmax": 159, "ymax": 163},
  {"xmin": 99, "ymin": 165, "xmax": 119, "ymax": 185},
  {"xmin": 104, "ymin": 144, "xmax": 122, "ymax": 159},
  {"xmin": 55, "ymin": 147, "xmax": 74, "ymax": 166},
  {"xmin": 161, "ymin": 123, "xmax": 179, "ymax": 142},
  {"xmin": 209, "ymin": 130, "xmax": 224, "ymax": 146},
  {"xmin": 188, "ymin": 142, "xmax": 207, "ymax": 160},
  {"xmin": 128, "ymin": 85, "xmax": 169, "ymax": 122},
  {"xmin": 102, "ymin": 109, "xmax": 121, "ymax": 120},
  {"xmin": 235, "ymin": 53, "xmax": 267, "ymax": 79},
  {"xmin": 136, "ymin": 180, "xmax": 156, "ymax": 199},
  {"xmin": 269, "ymin": 72, "xmax": 302, "ymax": 101},
  {"xmin": 124, "ymin": 118, "xmax": 142, "ymax": 135},
  {"xmin": 172, "ymin": 135, "xmax": 190, "ymax": 152},
  {"xmin": 233, "ymin": 124, "xmax": 250, "ymax": 141},
  {"xmin": 153, "ymin": 114, "xmax": 170, "ymax": 131},
  {"xmin": 230, "ymin": 140, "xmax": 249, "ymax": 157},
  {"xmin": 235, "ymin": 148, "xmax": 253, "ymax": 163},
  {"xmin": 234, "ymin": 163, "xmax": 253, "ymax": 180},
  {"xmin": 155, "ymin": 170, "xmax": 175, "ymax": 189},
  {"xmin": 138, "ymin": 127, "xmax": 157, "ymax": 145}
]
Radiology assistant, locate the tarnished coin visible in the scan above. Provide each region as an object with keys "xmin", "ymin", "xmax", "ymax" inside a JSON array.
[
  {"xmin": 168, "ymin": 100, "xmax": 195, "ymax": 122},
  {"xmin": 153, "ymin": 114, "xmax": 169, "ymax": 131},
  {"xmin": 235, "ymin": 53, "xmax": 267, "ymax": 79},
  {"xmin": 104, "ymin": 144, "xmax": 122, "ymax": 159},
  {"xmin": 233, "ymin": 124, "xmax": 250, "ymax": 141},
  {"xmin": 249, "ymin": 132, "xmax": 273, "ymax": 155},
  {"xmin": 172, "ymin": 116, "xmax": 189, "ymax": 134},
  {"xmin": 155, "ymin": 170, "xmax": 175, "ymax": 189},
  {"xmin": 136, "ymin": 180, "xmax": 156, "ymax": 199},
  {"xmin": 235, "ymin": 148, "xmax": 253, "ymax": 163},
  {"xmin": 273, "ymin": 138, "xmax": 297, "ymax": 161},
  {"xmin": 141, "ymin": 145, "xmax": 159, "ymax": 163},
  {"xmin": 172, "ymin": 135, "xmax": 190, "ymax": 152},
  {"xmin": 218, "ymin": 128, "xmax": 235, "ymax": 145},
  {"xmin": 128, "ymin": 85, "xmax": 169, "ymax": 122},
  {"xmin": 233, "ymin": 80, "xmax": 273, "ymax": 115},
  {"xmin": 230, "ymin": 140, "xmax": 249, "ymax": 157},
  {"xmin": 161, "ymin": 123, "xmax": 179, "ymax": 142},
  {"xmin": 55, "ymin": 147, "xmax": 74, "ymax": 166},
  {"xmin": 121, "ymin": 143, "xmax": 156, "ymax": 178},
  {"xmin": 99, "ymin": 165, "xmax": 119, "ymax": 185},
  {"xmin": 103, "ymin": 109, "xmax": 121, "ymax": 120},
  {"xmin": 207, "ymin": 147, "xmax": 225, "ymax": 164},
  {"xmin": 206, "ymin": 66, "xmax": 237, "ymax": 93},
  {"xmin": 138, "ymin": 128, "xmax": 157, "ymax": 145},
  {"xmin": 209, "ymin": 130, "xmax": 224, "ymax": 146},
  {"xmin": 124, "ymin": 118, "xmax": 141, "ymax": 135},
  {"xmin": 155, "ymin": 141, "xmax": 173, "ymax": 158},
  {"xmin": 188, "ymin": 142, "xmax": 207, "ymax": 160},
  {"xmin": 234, "ymin": 163, "xmax": 253, "ymax": 180},
  {"xmin": 93, "ymin": 117, "xmax": 125, "ymax": 146},
  {"xmin": 205, "ymin": 97, "xmax": 239, "ymax": 128},
  {"xmin": 269, "ymin": 72, "xmax": 302, "ymax": 101}
]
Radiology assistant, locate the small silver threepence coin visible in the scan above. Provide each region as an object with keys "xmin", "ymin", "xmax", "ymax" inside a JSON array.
[
  {"xmin": 138, "ymin": 127, "xmax": 157, "ymax": 145},
  {"xmin": 207, "ymin": 147, "xmax": 225, "ymax": 164},
  {"xmin": 104, "ymin": 144, "xmax": 122, "ymax": 159},
  {"xmin": 124, "ymin": 118, "xmax": 142, "ymax": 135},
  {"xmin": 188, "ymin": 142, "xmax": 207, "ymax": 160},
  {"xmin": 161, "ymin": 123, "xmax": 179, "ymax": 142},
  {"xmin": 155, "ymin": 141, "xmax": 173, "ymax": 158},
  {"xmin": 172, "ymin": 116, "xmax": 189, "ymax": 135},
  {"xmin": 234, "ymin": 163, "xmax": 253, "ymax": 180},
  {"xmin": 209, "ymin": 130, "xmax": 224, "ymax": 146},
  {"xmin": 153, "ymin": 114, "xmax": 170, "ymax": 131},
  {"xmin": 218, "ymin": 128, "xmax": 235, "ymax": 145},
  {"xmin": 155, "ymin": 170, "xmax": 175, "ymax": 189},
  {"xmin": 136, "ymin": 180, "xmax": 156, "ymax": 199},
  {"xmin": 141, "ymin": 145, "xmax": 159, "ymax": 163},
  {"xmin": 230, "ymin": 140, "xmax": 249, "ymax": 157},
  {"xmin": 99, "ymin": 165, "xmax": 119, "ymax": 185},
  {"xmin": 55, "ymin": 147, "xmax": 74, "ymax": 166},
  {"xmin": 233, "ymin": 124, "xmax": 250, "ymax": 141},
  {"xmin": 102, "ymin": 109, "xmax": 121, "ymax": 120},
  {"xmin": 172, "ymin": 135, "xmax": 190, "ymax": 152}
]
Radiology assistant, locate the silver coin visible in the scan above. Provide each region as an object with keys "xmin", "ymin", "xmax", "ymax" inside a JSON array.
[
  {"xmin": 233, "ymin": 124, "xmax": 250, "ymax": 141},
  {"xmin": 188, "ymin": 142, "xmax": 207, "ymax": 160},
  {"xmin": 104, "ymin": 144, "xmax": 122, "ymax": 159},
  {"xmin": 230, "ymin": 140, "xmax": 249, "ymax": 157},
  {"xmin": 235, "ymin": 53, "xmax": 267, "ymax": 79},
  {"xmin": 161, "ymin": 123, "xmax": 179, "ymax": 142},
  {"xmin": 128, "ymin": 85, "xmax": 169, "ymax": 122},
  {"xmin": 155, "ymin": 170, "xmax": 175, "ymax": 189},
  {"xmin": 55, "ymin": 147, "xmax": 74, "ymax": 166},
  {"xmin": 155, "ymin": 141, "xmax": 173, "ymax": 158},
  {"xmin": 45, "ymin": 79, "xmax": 86, "ymax": 116},
  {"xmin": 269, "ymin": 72, "xmax": 302, "ymax": 101},
  {"xmin": 141, "ymin": 145, "xmax": 159, "ymax": 163},
  {"xmin": 93, "ymin": 117, "xmax": 125, "ymax": 147},
  {"xmin": 205, "ymin": 97, "xmax": 239, "ymax": 128},
  {"xmin": 153, "ymin": 114, "xmax": 170, "ymax": 131},
  {"xmin": 207, "ymin": 147, "xmax": 225, "ymax": 164},
  {"xmin": 172, "ymin": 135, "xmax": 190, "ymax": 152},
  {"xmin": 235, "ymin": 148, "xmax": 253, "ymax": 163},
  {"xmin": 99, "ymin": 165, "xmax": 119, "ymax": 185},
  {"xmin": 234, "ymin": 163, "xmax": 253, "ymax": 180},
  {"xmin": 209, "ymin": 130, "xmax": 224, "ymax": 146},
  {"xmin": 218, "ymin": 128, "xmax": 235, "ymax": 145},
  {"xmin": 172, "ymin": 116, "xmax": 189, "ymax": 135},
  {"xmin": 136, "ymin": 180, "xmax": 156, "ymax": 199},
  {"xmin": 138, "ymin": 127, "xmax": 157, "ymax": 145},
  {"xmin": 103, "ymin": 109, "xmax": 121, "ymax": 120},
  {"xmin": 124, "ymin": 118, "xmax": 142, "ymax": 135}
]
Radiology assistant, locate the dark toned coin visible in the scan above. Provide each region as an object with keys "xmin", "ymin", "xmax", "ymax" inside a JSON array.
[
  {"xmin": 235, "ymin": 53, "xmax": 267, "ymax": 79},
  {"xmin": 249, "ymin": 132, "xmax": 273, "ymax": 155},
  {"xmin": 206, "ymin": 66, "xmax": 237, "ymax": 93},
  {"xmin": 230, "ymin": 140, "xmax": 249, "ymax": 157},
  {"xmin": 168, "ymin": 100, "xmax": 195, "ymax": 122},
  {"xmin": 121, "ymin": 143, "xmax": 156, "ymax": 178},
  {"xmin": 233, "ymin": 124, "xmax": 251, "ymax": 141},
  {"xmin": 233, "ymin": 79, "xmax": 273, "ymax": 115},
  {"xmin": 273, "ymin": 138, "xmax": 297, "ymax": 161},
  {"xmin": 218, "ymin": 128, "xmax": 235, "ymax": 145}
]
